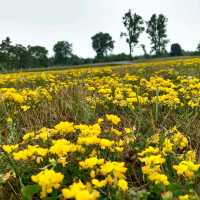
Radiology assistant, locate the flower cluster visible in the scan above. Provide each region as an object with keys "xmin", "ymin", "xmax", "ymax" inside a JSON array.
[
  {"xmin": 1, "ymin": 57, "xmax": 200, "ymax": 200},
  {"xmin": 32, "ymin": 169, "xmax": 64, "ymax": 198}
]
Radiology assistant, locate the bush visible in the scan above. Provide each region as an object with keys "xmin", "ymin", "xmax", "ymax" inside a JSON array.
[{"xmin": 170, "ymin": 43, "xmax": 183, "ymax": 56}]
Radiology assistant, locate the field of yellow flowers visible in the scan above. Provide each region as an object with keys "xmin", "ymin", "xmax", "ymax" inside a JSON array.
[{"xmin": 1, "ymin": 57, "xmax": 200, "ymax": 200}]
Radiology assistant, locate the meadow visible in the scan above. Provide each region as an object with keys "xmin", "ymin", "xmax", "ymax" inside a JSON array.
[{"xmin": 1, "ymin": 57, "xmax": 200, "ymax": 200}]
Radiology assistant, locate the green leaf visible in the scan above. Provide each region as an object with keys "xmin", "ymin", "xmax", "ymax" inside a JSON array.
[
  {"xmin": 44, "ymin": 189, "xmax": 59, "ymax": 200},
  {"xmin": 22, "ymin": 184, "xmax": 40, "ymax": 200},
  {"xmin": 167, "ymin": 183, "xmax": 183, "ymax": 197},
  {"xmin": 196, "ymin": 168, "xmax": 200, "ymax": 176}
]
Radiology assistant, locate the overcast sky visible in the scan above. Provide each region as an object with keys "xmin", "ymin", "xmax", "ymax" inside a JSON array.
[{"xmin": 0, "ymin": 0, "xmax": 199, "ymax": 57}]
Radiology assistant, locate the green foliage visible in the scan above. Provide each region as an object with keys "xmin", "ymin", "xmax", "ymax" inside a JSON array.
[
  {"xmin": 121, "ymin": 10, "xmax": 144, "ymax": 57},
  {"xmin": 28, "ymin": 45, "xmax": 48, "ymax": 67},
  {"xmin": 170, "ymin": 43, "xmax": 183, "ymax": 56},
  {"xmin": 167, "ymin": 183, "xmax": 183, "ymax": 197},
  {"xmin": 22, "ymin": 184, "xmax": 40, "ymax": 200},
  {"xmin": 91, "ymin": 32, "xmax": 114, "ymax": 59},
  {"xmin": 146, "ymin": 14, "xmax": 169, "ymax": 55},
  {"xmin": 53, "ymin": 41, "xmax": 73, "ymax": 65},
  {"xmin": 0, "ymin": 37, "xmax": 49, "ymax": 70}
]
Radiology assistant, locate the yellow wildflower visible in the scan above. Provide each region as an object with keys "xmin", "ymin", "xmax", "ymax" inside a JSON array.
[
  {"xmin": 138, "ymin": 146, "xmax": 160, "ymax": 157},
  {"xmin": 54, "ymin": 121, "xmax": 74, "ymax": 134},
  {"xmin": 106, "ymin": 114, "xmax": 121, "ymax": 125},
  {"xmin": 62, "ymin": 181, "xmax": 99, "ymax": 200},
  {"xmin": 32, "ymin": 169, "xmax": 64, "ymax": 198},
  {"xmin": 92, "ymin": 179, "xmax": 107, "ymax": 188},
  {"xmin": 173, "ymin": 160, "xmax": 200, "ymax": 179},
  {"xmin": 148, "ymin": 172, "xmax": 169, "ymax": 185},
  {"xmin": 79, "ymin": 157, "xmax": 104, "ymax": 169},
  {"xmin": 178, "ymin": 194, "xmax": 189, "ymax": 200},
  {"xmin": 21, "ymin": 105, "xmax": 30, "ymax": 112},
  {"xmin": 162, "ymin": 138, "xmax": 173, "ymax": 154},
  {"xmin": 2, "ymin": 144, "xmax": 19, "ymax": 153},
  {"xmin": 117, "ymin": 179, "xmax": 128, "ymax": 191},
  {"xmin": 23, "ymin": 132, "xmax": 35, "ymax": 141}
]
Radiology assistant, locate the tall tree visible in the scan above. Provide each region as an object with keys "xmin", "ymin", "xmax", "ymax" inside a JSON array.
[
  {"xmin": 121, "ymin": 10, "xmax": 144, "ymax": 57},
  {"xmin": 0, "ymin": 37, "xmax": 12, "ymax": 66},
  {"xmin": 28, "ymin": 45, "xmax": 48, "ymax": 67},
  {"xmin": 146, "ymin": 14, "xmax": 169, "ymax": 55},
  {"xmin": 91, "ymin": 32, "xmax": 114, "ymax": 58},
  {"xmin": 53, "ymin": 41, "xmax": 73, "ymax": 65},
  {"xmin": 10, "ymin": 44, "xmax": 29, "ymax": 69}
]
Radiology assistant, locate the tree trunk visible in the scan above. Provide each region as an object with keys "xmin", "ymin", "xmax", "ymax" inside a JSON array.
[{"xmin": 129, "ymin": 43, "xmax": 132, "ymax": 58}]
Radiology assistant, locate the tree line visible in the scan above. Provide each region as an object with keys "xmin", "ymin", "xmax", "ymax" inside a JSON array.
[{"xmin": 0, "ymin": 10, "xmax": 200, "ymax": 70}]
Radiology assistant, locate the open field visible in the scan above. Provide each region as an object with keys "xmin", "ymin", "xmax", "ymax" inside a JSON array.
[
  {"xmin": 1, "ymin": 57, "xmax": 200, "ymax": 200},
  {"xmin": 1, "ymin": 56, "xmax": 199, "ymax": 74}
]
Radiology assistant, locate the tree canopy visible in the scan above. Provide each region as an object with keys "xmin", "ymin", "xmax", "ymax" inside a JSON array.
[
  {"xmin": 170, "ymin": 43, "xmax": 182, "ymax": 56},
  {"xmin": 121, "ymin": 10, "xmax": 144, "ymax": 57},
  {"xmin": 0, "ymin": 37, "xmax": 49, "ymax": 69},
  {"xmin": 91, "ymin": 32, "xmax": 114, "ymax": 58},
  {"xmin": 53, "ymin": 41, "xmax": 73, "ymax": 65},
  {"xmin": 146, "ymin": 14, "xmax": 169, "ymax": 55},
  {"xmin": 28, "ymin": 46, "xmax": 48, "ymax": 67}
]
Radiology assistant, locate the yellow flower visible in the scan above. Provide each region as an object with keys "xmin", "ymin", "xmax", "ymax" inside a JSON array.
[
  {"xmin": 173, "ymin": 160, "xmax": 200, "ymax": 179},
  {"xmin": 50, "ymin": 139, "xmax": 82, "ymax": 157},
  {"xmin": 21, "ymin": 105, "xmax": 30, "ymax": 112},
  {"xmin": 32, "ymin": 169, "xmax": 64, "ymax": 198},
  {"xmin": 6, "ymin": 117, "xmax": 13, "ymax": 124},
  {"xmin": 138, "ymin": 146, "xmax": 159, "ymax": 157},
  {"xmin": 171, "ymin": 127, "xmax": 188, "ymax": 150},
  {"xmin": 115, "ymin": 147, "xmax": 124, "ymax": 152},
  {"xmin": 162, "ymin": 138, "xmax": 173, "ymax": 154},
  {"xmin": 23, "ymin": 132, "xmax": 35, "ymax": 141},
  {"xmin": 75, "ymin": 124, "xmax": 101, "ymax": 136},
  {"xmin": 106, "ymin": 114, "xmax": 121, "ymax": 125},
  {"xmin": 117, "ymin": 179, "xmax": 128, "ymax": 191},
  {"xmin": 148, "ymin": 133, "xmax": 160, "ymax": 144},
  {"xmin": 97, "ymin": 118, "xmax": 103, "ymax": 124},
  {"xmin": 58, "ymin": 157, "xmax": 68, "ymax": 167},
  {"xmin": 62, "ymin": 181, "xmax": 99, "ymax": 200},
  {"xmin": 139, "ymin": 154, "xmax": 165, "ymax": 166},
  {"xmin": 88, "ymin": 86, "xmax": 95, "ymax": 91},
  {"xmin": 79, "ymin": 157, "xmax": 104, "ymax": 169},
  {"xmin": 11, "ymin": 93, "xmax": 24, "ymax": 103},
  {"xmin": 142, "ymin": 165, "xmax": 161, "ymax": 175},
  {"xmin": 13, "ymin": 145, "xmax": 48, "ymax": 161},
  {"xmin": 92, "ymin": 179, "xmax": 107, "ymax": 188},
  {"xmin": 185, "ymin": 150, "xmax": 196, "ymax": 161},
  {"xmin": 54, "ymin": 121, "xmax": 74, "ymax": 134},
  {"xmin": 148, "ymin": 172, "xmax": 169, "ymax": 185},
  {"xmin": 124, "ymin": 128, "xmax": 131, "ymax": 134},
  {"xmin": 111, "ymin": 128, "xmax": 122, "ymax": 136},
  {"xmin": 2, "ymin": 144, "xmax": 18, "ymax": 153},
  {"xmin": 178, "ymin": 194, "xmax": 189, "ymax": 200},
  {"xmin": 38, "ymin": 127, "xmax": 49, "ymax": 142},
  {"xmin": 99, "ymin": 138, "xmax": 114, "ymax": 149},
  {"xmin": 100, "ymin": 161, "xmax": 127, "ymax": 179},
  {"xmin": 77, "ymin": 136, "xmax": 100, "ymax": 146},
  {"xmin": 90, "ymin": 170, "xmax": 96, "ymax": 178}
]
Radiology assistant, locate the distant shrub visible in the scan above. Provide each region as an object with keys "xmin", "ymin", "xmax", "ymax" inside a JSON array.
[{"xmin": 170, "ymin": 43, "xmax": 183, "ymax": 56}]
